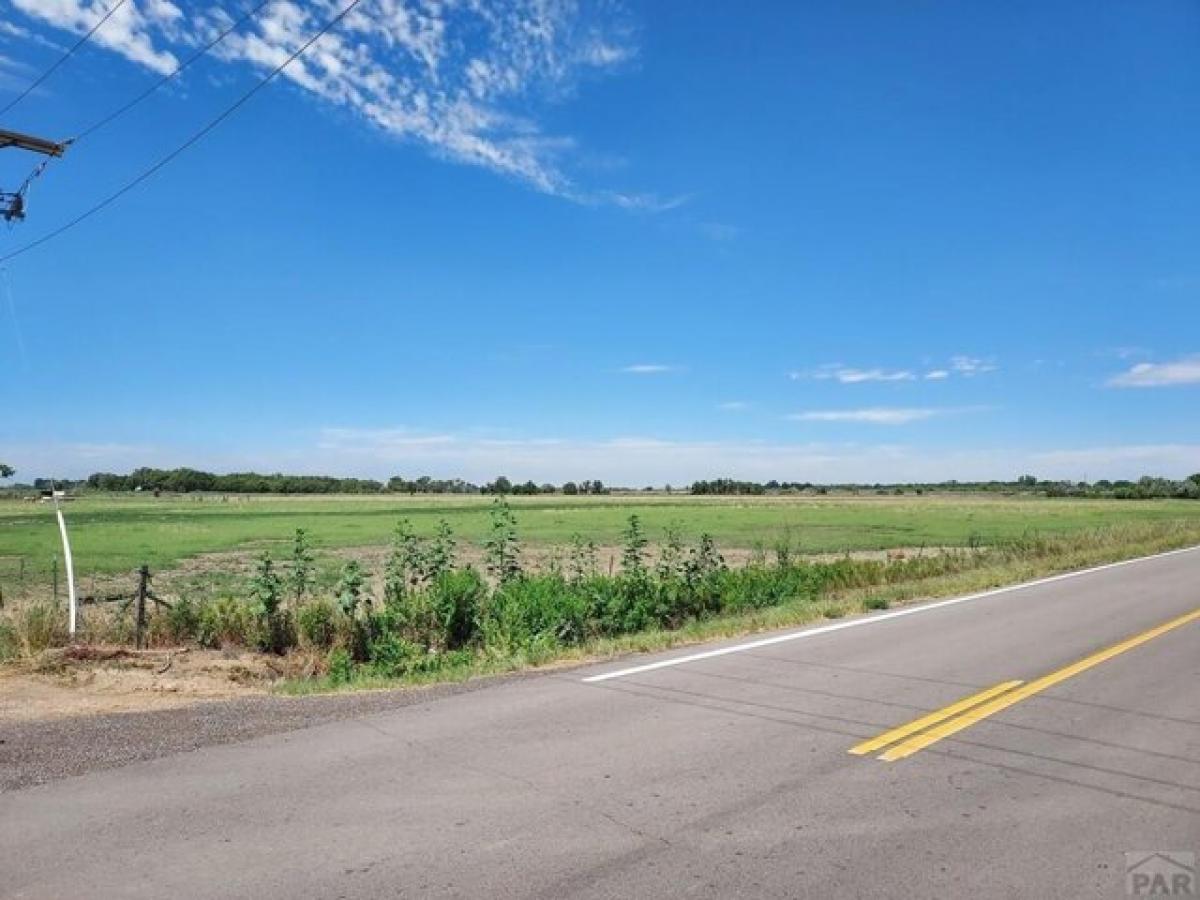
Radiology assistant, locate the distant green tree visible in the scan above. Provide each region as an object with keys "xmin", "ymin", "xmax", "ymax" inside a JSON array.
[
  {"xmin": 486, "ymin": 475, "xmax": 513, "ymax": 495},
  {"xmin": 0, "ymin": 464, "xmax": 13, "ymax": 480}
]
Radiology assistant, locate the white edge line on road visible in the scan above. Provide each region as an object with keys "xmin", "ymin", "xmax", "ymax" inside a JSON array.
[{"xmin": 580, "ymin": 543, "xmax": 1200, "ymax": 683}]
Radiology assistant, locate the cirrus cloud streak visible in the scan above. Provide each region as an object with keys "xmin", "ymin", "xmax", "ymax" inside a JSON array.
[
  {"xmin": 9, "ymin": 0, "xmax": 660, "ymax": 203},
  {"xmin": 786, "ymin": 406, "xmax": 986, "ymax": 426}
]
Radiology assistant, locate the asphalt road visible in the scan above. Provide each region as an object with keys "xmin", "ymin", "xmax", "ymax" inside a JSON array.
[{"xmin": 4, "ymin": 548, "xmax": 1199, "ymax": 899}]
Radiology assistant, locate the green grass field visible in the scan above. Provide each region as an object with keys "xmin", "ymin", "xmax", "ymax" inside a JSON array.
[{"xmin": 3, "ymin": 492, "xmax": 1200, "ymax": 593}]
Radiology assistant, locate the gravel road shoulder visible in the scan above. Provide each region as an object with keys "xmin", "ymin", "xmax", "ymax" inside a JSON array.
[{"xmin": 0, "ymin": 669, "xmax": 552, "ymax": 792}]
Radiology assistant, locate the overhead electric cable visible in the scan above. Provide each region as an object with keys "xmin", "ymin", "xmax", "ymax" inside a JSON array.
[
  {"xmin": 0, "ymin": 0, "xmax": 368, "ymax": 265},
  {"xmin": 74, "ymin": 0, "xmax": 275, "ymax": 143},
  {"xmin": 0, "ymin": 0, "xmax": 131, "ymax": 118}
]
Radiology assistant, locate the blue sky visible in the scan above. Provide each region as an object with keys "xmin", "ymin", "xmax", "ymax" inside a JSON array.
[{"xmin": 1, "ymin": 0, "xmax": 1198, "ymax": 484}]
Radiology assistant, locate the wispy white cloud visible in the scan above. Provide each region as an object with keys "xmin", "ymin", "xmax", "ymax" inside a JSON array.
[
  {"xmin": 0, "ymin": 19, "xmax": 62, "ymax": 50},
  {"xmin": 8, "ymin": 0, "xmax": 660, "ymax": 202},
  {"xmin": 1107, "ymin": 356, "xmax": 1200, "ymax": 388},
  {"xmin": 602, "ymin": 190, "xmax": 690, "ymax": 212},
  {"xmin": 0, "ymin": 20, "xmax": 30, "ymax": 39},
  {"xmin": 793, "ymin": 359, "xmax": 996, "ymax": 384},
  {"xmin": 716, "ymin": 401, "xmax": 747, "ymax": 411},
  {"xmin": 950, "ymin": 355, "xmax": 998, "ymax": 376},
  {"xmin": 787, "ymin": 407, "xmax": 944, "ymax": 425},
  {"xmin": 12, "ymin": 0, "xmax": 179, "ymax": 73},
  {"xmin": 793, "ymin": 364, "xmax": 915, "ymax": 384},
  {"xmin": 621, "ymin": 363, "xmax": 678, "ymax": 374},
  {"xmin": 576, "ymin": 35, "xmax": 634, "ymax": 68}
]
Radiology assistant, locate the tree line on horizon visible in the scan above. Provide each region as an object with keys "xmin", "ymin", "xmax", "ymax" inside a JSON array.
[
  {"xmin": 1, "ymin": 466, "xmax": 1198, "ymax": 500},
  {"xmin": 0, "ymin": 467, "xmax": 614, "ymax": 497},
  {"xmin": 690, "ymin": 474, "xmax": 1200, "ymax": 500}
]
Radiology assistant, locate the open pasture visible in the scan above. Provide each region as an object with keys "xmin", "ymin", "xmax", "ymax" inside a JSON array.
[{"xmin": 3, "ymin": 492, "xmax": 1200, "ymax": 592}]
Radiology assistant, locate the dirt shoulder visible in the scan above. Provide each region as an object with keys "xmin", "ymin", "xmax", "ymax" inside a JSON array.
[
  {"xmin": 0, "ymin": 647, "xmax": 280, "ymax": 723},
  {"xmin": 0, "ymin": 664, "xmax": 555, "ymax": 793}
]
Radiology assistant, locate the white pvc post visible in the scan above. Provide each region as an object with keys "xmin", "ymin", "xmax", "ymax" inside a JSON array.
[{"xmin": 53, "ymin": 496, "xmax": 78, "ymax": 638}]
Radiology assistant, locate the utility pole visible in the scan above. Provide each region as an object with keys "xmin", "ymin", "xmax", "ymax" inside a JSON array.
[
  {"xmin": 0, "ymin": 128, "xmax": 67, "ymax": 156},
  {"xmin": 0, "ymin": 127, "xmax": 69, "ymax": 221}
]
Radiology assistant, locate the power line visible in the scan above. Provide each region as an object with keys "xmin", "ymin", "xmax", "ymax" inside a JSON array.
[
  {"xmin": 0, "ymin": 0, "xmax": 131, "ymax": 118},
  {"xmin": 0, "ymin": 0, "xmax": 368, "ymax": 265},
  {"xmin": 74, "ymin": 0, "xmax": 275, "ymax": 144}
]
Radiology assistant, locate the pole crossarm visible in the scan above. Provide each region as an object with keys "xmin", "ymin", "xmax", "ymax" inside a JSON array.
[{"xmin": 0, "ymin": 128, "xmax": 68, "ymax": 157}]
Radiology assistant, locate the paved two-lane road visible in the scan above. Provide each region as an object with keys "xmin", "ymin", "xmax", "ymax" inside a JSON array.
[{"xmin": 4, "ymin": 548, "xmax": 1199, "ymax": 898}]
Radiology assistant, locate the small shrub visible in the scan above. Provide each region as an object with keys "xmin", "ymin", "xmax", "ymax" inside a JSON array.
[
  {"xmin": 686, "ymin": 533, "xmax": 725, "ymax": 582},
  {"xmin": 249, "ymin": 552, "xmax": 283, "ymax": 616},
  {"xmin": 327, "ymin": 646, "xmax": 354, "ymax": 685},
  {"xmin": 600, "ymin": 574, "xmax": 669, "ymax": 634},
  {"xmin": 197, "ymin": 596, "xmax": 257, "ymax": 649},
  {"xmin": 424, "ymin": 520, "xmax": 457, "ymax": 581},
  {"xmin": 15, "ymin": 602, "xmax": 63, "ymax": 655},
  {"xmin": 249, "ymin": 552, "xmax": 290, "ymax": 653},
  {"xmin": 567, "ymin": 533, "xmax": 598, "ymax": 582},
  {"xmin": 288, "ymin": 528, "xmax": 317, "ymax": 603},
  {"xmin": 336, "ymin": 559, "xmax": 369, "ymax": 618},
  {"xmin": 863, "ymin": 595, "xmax": 890, "ymax": 611},
  {"xmin": 0, "ymin": 620, "xmax": 18, "ymax": 661},
  {"xmin": 484, "ymin": 498, "xmax": 522, "ymax": 583},
  {"xmin": 296, "ymin": 599, "xmax": 337, "ymax": 649},
  {"xmin": 481, "ymin": 575, "xmax": 588, "ymax": 650},
  {"xmin": 384, "ymin": 519, "xmax": 425, "ymax": 602},
  {"xmin": 620, "ymin": 514, "xmax": 648, "ymax": 576},
  {"xmin": 427, "ymin": 568, "xmax": 486, "ymax": 649},
  {"xmin": 365, "ymin": 624, "xmax": 423, "ymax": 678},
  {"xmin": 774, "ymin": 530, "xmax": 796, "ymax": 568},
  {"xmin": 162, "ymin": 595, "xmax": 201, "ymax": 643},
  {"xmin": 656, "ymin": 525, "xmax": 686, "ymax": 580},
  {"xmin": 93, "ymin": 599, "xmax": 136, "ymax": 645}
]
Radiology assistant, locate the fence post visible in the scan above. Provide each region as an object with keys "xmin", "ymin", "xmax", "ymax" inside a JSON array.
[{"xmin": 135, "ymin": 565, "xmax": 150, "ymax": 650}]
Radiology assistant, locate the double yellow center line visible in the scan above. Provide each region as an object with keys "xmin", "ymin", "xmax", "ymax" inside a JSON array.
[{"xmin": 851, "ymin": 607, "xmax": 1200, "ymax": 762}]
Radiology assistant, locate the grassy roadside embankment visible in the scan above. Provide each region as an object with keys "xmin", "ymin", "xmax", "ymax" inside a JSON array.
[{"xmin": 277, "ymin": 518, "xmax": 1200, "ymax": 695}]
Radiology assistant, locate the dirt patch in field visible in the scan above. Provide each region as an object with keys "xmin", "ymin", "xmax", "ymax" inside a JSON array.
[{"xmin": 0, "ymin": 647, "xmax": 284, "ymax": 721}]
